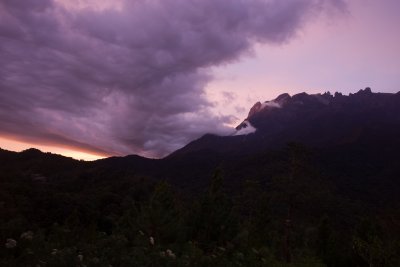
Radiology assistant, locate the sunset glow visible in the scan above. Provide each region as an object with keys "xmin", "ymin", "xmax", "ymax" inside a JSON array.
[{"xmin": 0, "ymin": 137, "xmax": 105, "ymax": 161}]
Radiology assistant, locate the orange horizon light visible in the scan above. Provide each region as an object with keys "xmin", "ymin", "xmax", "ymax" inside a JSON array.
[{"xmin": 0, "ymin": 136, "xmax": 107, "ymax": 161}]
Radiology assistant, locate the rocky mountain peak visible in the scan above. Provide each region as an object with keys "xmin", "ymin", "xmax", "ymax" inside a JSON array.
[
  {"xmin": 275, "ymin": 93, "xmax": 291, "ymax": 103},
  {"xmin": 247, "ymin": 102, "xmax": 263, "ymax": 118},
  {"xmin": 234, "ymin": 87, "xmax": 400, "ymax": 136},
  {"xmin": 246, "ymin": 93, "xmax": 292, "ymax": 119}
]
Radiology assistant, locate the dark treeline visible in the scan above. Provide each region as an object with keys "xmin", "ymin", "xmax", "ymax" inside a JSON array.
[{"xmin": 0, "ymin": 144, "xmax": 399, "ymax": 267}]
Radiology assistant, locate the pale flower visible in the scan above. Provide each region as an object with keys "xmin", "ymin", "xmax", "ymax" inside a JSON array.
[
  {"xmin": 149, "ymin": 236, "xmax": 155, "ymax": 246},
  {"xmin": 5, "ymin": 238, "xmax": 17, "ymax": 248},
  {"xmin": 166, "ymin": 249, "xmax": 176, "ymax": 259},
  {"xmin": 20, "ymin": 231, "xmax": 34, "ymax": 240}
]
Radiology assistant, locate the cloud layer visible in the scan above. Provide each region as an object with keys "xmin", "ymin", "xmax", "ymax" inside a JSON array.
[{"xmin": 0, "ymin": 0, "xmax": 345, "ymax": 157}]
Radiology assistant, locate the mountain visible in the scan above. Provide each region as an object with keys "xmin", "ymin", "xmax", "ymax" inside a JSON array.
[
  {"xmin": 171, "ymin": 88, "xmax": 400, "ymax": 157},
  {"xmin": 3, "ymin": 87, "xmax": 399, "ymax": 194},
  {"xmin": 1, "ymin": 88, "xmax": 400, "ymax": 266},
  {"xmin": 2, "ymin": 88, "xmax": 400, "ymax": 192}
]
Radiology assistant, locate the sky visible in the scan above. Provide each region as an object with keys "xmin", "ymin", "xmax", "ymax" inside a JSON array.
[{"xmin": 0, "ymin": 0, "xmax": 399, "ymax": 160}]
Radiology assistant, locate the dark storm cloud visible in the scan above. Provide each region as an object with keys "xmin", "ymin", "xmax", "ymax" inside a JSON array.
[{"xmin": 0, "ymin": 0, "xmax": 346, "ymax": 157}]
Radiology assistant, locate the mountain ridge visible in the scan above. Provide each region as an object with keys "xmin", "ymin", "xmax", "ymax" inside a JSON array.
[
  {"xmin": 3, "ymin": 88, "xmax": 398, "ymax": 162},
  {"xmin": 171, "ymin": 88, "xmax": 400, "ymax": 158}
]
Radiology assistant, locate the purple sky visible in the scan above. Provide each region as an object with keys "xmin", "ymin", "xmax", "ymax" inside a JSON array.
[{"xmin": 0, "ymin": 0, "xmax": 399, "ymax": 159}]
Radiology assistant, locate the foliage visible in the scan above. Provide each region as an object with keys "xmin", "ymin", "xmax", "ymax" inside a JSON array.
[{"xmin": 0, "ymin": 146, "xmax": 399, "ymax": 266}]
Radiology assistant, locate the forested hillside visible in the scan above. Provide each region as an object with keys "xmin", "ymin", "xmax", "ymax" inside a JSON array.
[{"xmin": 1, "ymin": 143, "xmax": 399, "ymax": 267}]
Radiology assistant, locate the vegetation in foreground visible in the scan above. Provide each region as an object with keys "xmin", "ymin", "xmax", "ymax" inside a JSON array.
[{"xmin": 0, "ymin": 145, "xmax": 399, "ymax": 267}]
